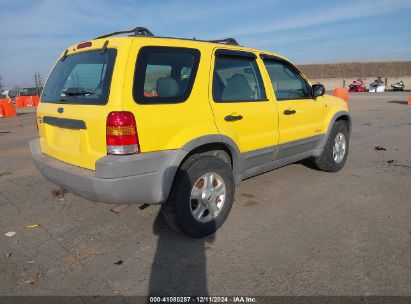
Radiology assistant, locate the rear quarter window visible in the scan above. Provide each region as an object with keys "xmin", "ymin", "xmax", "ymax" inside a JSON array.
[
  {"xmin": 133, "ymin": 46, "xmax": 200, "ymax": 104},
  {"xmin": 41, "ymin": 49, "xmax": 116, "ymax": 105}
]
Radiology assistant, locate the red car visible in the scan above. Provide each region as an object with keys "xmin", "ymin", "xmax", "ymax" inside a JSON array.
[{"xmin": 349, "ymin": 79, "xmax": 366, "ymax": 92}]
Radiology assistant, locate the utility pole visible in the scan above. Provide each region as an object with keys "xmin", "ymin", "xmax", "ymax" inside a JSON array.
[
  {"xmin": 34, "ymin": 72, "xmax": 38, "ymax": 95},
  {"xmin": 34, "ymin": 72, "xmax": 42, "ymax": 96},
  {"xmin": 37, "ymin": 72, "xmax": 43, "ymax": 88},
  {"xmin": 0, "ymin": 75, "xmax": 3, "ymax": 92}
]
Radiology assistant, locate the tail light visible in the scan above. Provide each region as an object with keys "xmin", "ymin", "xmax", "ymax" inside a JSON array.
[{"xmin": 106, "ymin": 112, "xmax": 139, "ymax": 155}]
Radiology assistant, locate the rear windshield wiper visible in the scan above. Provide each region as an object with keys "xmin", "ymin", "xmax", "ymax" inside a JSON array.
[{"xmin": 62, "ymin": 90, "xmax": 94, "ymax": 96}]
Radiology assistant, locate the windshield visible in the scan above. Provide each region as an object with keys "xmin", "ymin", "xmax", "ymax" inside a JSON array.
[{"xmin": 41, "ymin": 49, "xmax": 116, "ymax": 105}]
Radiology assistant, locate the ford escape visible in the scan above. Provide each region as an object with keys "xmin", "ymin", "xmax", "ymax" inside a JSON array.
[{"xmin": 30, "ymin": 27, "xmax": 351, "ymax": 237}]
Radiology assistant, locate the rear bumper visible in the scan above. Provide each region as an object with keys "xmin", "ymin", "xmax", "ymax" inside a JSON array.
[{"xmin": 29, "ymin": 138, "xmax": 187, "ymax": 204}]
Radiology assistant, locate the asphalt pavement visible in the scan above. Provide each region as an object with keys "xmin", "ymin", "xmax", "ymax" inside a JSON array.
[{"xmin": 0, "ymin": 92, "xmax": 410, "ymax": 296}]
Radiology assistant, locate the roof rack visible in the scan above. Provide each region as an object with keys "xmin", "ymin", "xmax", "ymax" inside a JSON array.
[
  {"xmin": 207, "ymin": 38, "xmax": 239, "ymax": 46},
  {"xmin": 95, "ymin": 27, "xmax": 154, "ymax": 39},
  {"xmin": 95, "ymin": 26, "xmax": 240, "ymax": 46}
]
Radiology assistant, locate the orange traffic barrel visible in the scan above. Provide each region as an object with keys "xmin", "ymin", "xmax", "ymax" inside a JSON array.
[
  {"xmin": 0, "ymin": 98, "xmax": 17, "ymax": 117},
  {"xmin": 33, "ymin": 95, "xmax": 40, "ymax": 106},
  {"xmin": 408, "ymin": 95, "xmax": 411, "ymax": 105},
  {"xmin": 333, "ymin": 88, "xmax": 349, "ymax": 103},
  {"xmin": 22, "ymin": 95, "xmax": 40, "ymax": 107},
  {"xmin": 15, "ymin": 96, "xmax": 39, "ymax": 107},
  {"xmin": 15, "ymin": 96, "xmax": 26, "ymax": 107},
  {"xmin": 25, "ymin": 96, "xmax": 32, "ymax": 107},
  {"xmin": 24, "ymin": 96, "xmax": 34, "ymax": 107}
]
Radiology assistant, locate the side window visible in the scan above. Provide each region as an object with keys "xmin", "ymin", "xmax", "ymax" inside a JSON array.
[
  {"xmin": 263, "ymin": 59, "xmax": 311, "ymax": 101},
  {"xmin": 133, "ymin": 47, "xmax": 200, "ymax": 104},
  {"xmin": 213, "ymin": 55, "xmax": 266, "ymax": 103}
]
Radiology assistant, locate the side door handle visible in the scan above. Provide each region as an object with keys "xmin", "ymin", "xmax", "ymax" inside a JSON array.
[
  {"xmin": 224, "ymin": 114, "xmax": 243, "ymax": 122},
  {"xmin": 283, "ymin": 109, "xmax": 296, "ymax": 115}
]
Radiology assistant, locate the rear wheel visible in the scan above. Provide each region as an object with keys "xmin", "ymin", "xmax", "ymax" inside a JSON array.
[
  {"xmin": 161, "ymin": 155, "xmax": 235, "ymax": 238},
  {"xmin": 315, "ymin": 121, "xmax": 349, "ymax": 172}
]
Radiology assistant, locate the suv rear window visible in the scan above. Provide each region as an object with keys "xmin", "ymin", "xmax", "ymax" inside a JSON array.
[
  {"xmin": 133, "ymin": 46, "xmax": 200, "ymax": 104},
  {"xmin": 41, "ymin": 49, "xmax": 116, "ymax": 105}
]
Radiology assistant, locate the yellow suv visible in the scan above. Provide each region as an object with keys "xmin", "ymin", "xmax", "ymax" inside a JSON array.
[{"xmin": 30, "ymin": 27, "xmax": 350, "ymax": 237}]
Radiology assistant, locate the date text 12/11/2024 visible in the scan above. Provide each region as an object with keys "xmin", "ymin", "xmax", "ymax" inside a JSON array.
[{"xmin": 149, "ymin": 296, "xmax": 257, "ymax": 303}]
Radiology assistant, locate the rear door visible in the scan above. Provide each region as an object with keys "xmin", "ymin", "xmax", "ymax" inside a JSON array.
[
  {"xmin": 37, "ymin": 39, "xmax": 131, "ymax": 170},
  {"xmin": 209, "ymin": 49, "xmax": 279, "ymax": 159},
  {"xmin": 261, "ymin": 55, "xmax": 327, "ymax": 153},
  {"xmin": 121, "ymin": 41, "xmax": 218, "ymax": 153}
]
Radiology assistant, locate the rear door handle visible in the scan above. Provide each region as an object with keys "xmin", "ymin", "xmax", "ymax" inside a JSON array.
[
  {"xmin": 224, "ymin": 114, "xmax": 243, "ymax": 122},
  {"xmin": 283, "ymin": 109, "xmax": 296, "ymax": 115}
]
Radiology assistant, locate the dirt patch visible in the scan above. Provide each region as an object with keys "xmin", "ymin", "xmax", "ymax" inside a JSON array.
[
  {"xmin": 0, "ymin": 172, "xmax": 11, "ymax": 178},
  {"xmin": 241, "ymin": 193, "xmax": 256, "ymax": 199},
  {"xmin": 76, "ymin": 247, "xmax": 97, "ymax": 260},
  {"xmin": 23, "ymin": 273, "xmax": 43, "ymax": 285},
  {"xmin": 0, "ymin": 147, "xmax": 29, "ymax": 157},
  {"xmin": 243, "ymin": 200, "xmax": 258, "ymax": 207}
]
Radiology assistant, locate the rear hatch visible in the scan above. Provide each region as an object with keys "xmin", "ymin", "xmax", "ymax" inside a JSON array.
[{"xmin": 37, "ymin": 38, "xmax": 131, "ymax": 170}]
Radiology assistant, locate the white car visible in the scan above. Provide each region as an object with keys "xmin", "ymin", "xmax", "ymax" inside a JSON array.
[{"xmin": 369, "ymin": 78, "xmax": 385, "ymax": 93}]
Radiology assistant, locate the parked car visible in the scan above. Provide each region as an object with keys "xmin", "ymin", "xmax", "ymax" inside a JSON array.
[
  {"xmin": 391, "ymin": 80, "xmax": 405, "ymax": 91},
  {"xmin": 369, "ymin": 77, "xmax": 385, "ymax": 93},
  {"xmin": 30, "ymin": 27, "xmax": 351, "ymax": 237},
  {"xmin": 19, "ymin": 87, "xmax": 43, "ymax": 96},
  {"xmin": 348, "ymin": 78, "xmax": 366, "ymax": 92}
]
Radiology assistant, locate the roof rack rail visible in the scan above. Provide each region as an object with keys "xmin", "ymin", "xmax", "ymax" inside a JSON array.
[
  {"xmin": 94, "ymin": 27, "xmax": 240, "ymax": 46},
  {"xmin": 208, "ymin": 38, "xmax": 239, "ymax": 46},
  {"xmin": 95, "ymin": 27, "xmax": 154, "ymax": 39}
]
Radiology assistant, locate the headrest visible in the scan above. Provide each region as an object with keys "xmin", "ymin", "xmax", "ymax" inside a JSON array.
[
  {"xmin": 222, "ymin": 74, "xmax": 252, "ymax": 101},
  {"xmin": 156, "ymin": 77, "xmax": 179, "ymax": 97}
]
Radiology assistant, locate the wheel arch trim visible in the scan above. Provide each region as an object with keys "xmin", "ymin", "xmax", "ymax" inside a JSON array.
[
  {"xmin": 181, "ymin": 134, "xmax": 242, "ymax": 184},
  {"xmin": 318, "ymin": 111, "xmax": 351, "ymax": 152}
]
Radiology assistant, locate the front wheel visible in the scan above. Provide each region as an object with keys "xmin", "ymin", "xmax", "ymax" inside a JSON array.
[
  {"xmin": 161, "ymin": 155, "xmax": 235, "ymax": 238},
  {"xmin": 315, "ymin": 121, "xmax": 349, "ymax": 172}
]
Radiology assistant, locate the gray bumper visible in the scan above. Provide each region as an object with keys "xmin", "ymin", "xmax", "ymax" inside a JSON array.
[{"xmin": 29, "ymin": 139, "xmax": 187, "ymax": 204}]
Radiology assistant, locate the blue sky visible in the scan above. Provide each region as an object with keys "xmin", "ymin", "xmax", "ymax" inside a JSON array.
[{"xmin": 0, "ymin": 0, "xmax": 410, "ymax": 89}]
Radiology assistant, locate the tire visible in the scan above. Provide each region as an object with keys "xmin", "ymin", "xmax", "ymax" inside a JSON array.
[
  {"xmin": 315, "ymin": 121, "xmax": 349, "ymax": 172},
  {"xmin": 161, "ymin": 155, "xmax": 235, "ymax": 238}
]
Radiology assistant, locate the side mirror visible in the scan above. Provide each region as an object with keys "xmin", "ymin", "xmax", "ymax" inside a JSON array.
[{"xmin": 312, "ymin": 84, "xmax": 325, "ymax": 98}]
